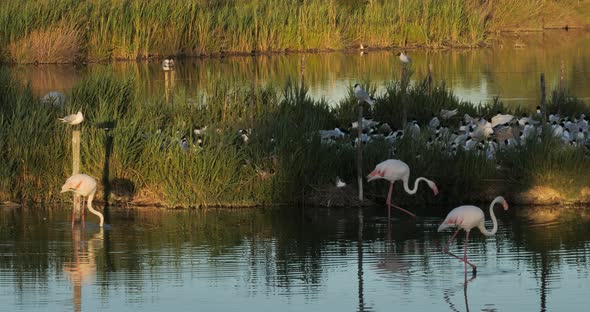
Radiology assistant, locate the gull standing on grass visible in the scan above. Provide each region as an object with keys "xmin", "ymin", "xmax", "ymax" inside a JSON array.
[
  {"xmin": 440, "ymin": 109, "xmax": 458, "ymax": 120},
  {"xmin": 354, "ymin": 84, "xmax": 376, "ymax": 106},
  {"xmin": 58, "ymin": 111, "xmax": 84, "ymax": 125},
  {"xmin": 336, "ymin": 177, "xmax": 347, "ymax": 188}
]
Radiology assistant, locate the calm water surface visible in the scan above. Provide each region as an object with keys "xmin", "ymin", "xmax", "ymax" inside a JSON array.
[
  {"xmin": 1, "ymin": 205, "xmax": 590, "ymax": 311},
  {"xmin": 10, "ymin": 31, "xmax": 590, "ymax": 108}
]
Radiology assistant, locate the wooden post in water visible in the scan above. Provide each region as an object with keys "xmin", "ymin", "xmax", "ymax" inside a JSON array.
[
  {"xmin": 427, "ymin": 63, "xmax": 433, "ymax": 96},
  {"xmin": 401, "ymin": 64, "xmax": 408, "ymax": 127},
  {"xmin": 540, "ymin": 73, "xmax": 546, "ymax": 125},
  {"xmin": 164, "ymin": 71, "xmax": 170, "ymax": 105},
  {"xmin": 357, "ymin": 102, "xmax": 363, "ymax": 201},
  {"xmin": 72, "ymin": 130, "xmax": 81, "ymax": 221}
]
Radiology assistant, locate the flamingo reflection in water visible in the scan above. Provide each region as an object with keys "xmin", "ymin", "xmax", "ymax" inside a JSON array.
[
  {"xmin": 443, "ymin": 273, "xmax": 477, "ymax": 312},
  {"xmin": 63, "ymin": 228, "xmax": 104, "ymax": 312}
]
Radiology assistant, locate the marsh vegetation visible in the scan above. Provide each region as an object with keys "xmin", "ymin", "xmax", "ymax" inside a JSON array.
[
  {"xmin": 1, "ymin": 0, "xmax": 589, "ymax": 63},
  {"xmin": 1, "ymin": 65, "xmax": 589, "ymax": 208}
]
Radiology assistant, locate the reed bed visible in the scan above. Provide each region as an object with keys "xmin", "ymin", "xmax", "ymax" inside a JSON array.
[
  {"xmin": 1, "ymin": 67, "xmax": 590, "ymax": 208},
  {"xmin": 1, "ymin": 0, "xmax": 586, "ymax": 64}
]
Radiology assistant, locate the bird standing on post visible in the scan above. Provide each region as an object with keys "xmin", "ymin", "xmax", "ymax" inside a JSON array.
[
  {"xmin": 367, "ymin": 159, "xmax": 438, "ymax": 220},
  {"xmin": 61, "ymin": 174, "xmax": 104, "ymax": 228},
  {"xmin": 58, "ymin": 111, "xmax": 84, "ymax": 126},
  {"xmin": 438, "ymin": 196, "xmax": 509, "ymax": 275},
  {"xmin": 162, "ymin": 58, "xmax": 174, "ymax": 71},
  {"xmin": 398, "ymin": 51, "xmax": 412, "ymax": 64},
  {"xmin": 354, "ymin": 84, "xmax": 376, "ymax": 107}
]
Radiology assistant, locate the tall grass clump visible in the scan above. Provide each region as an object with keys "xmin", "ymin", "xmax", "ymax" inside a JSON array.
[
  {"xmin": 248, "ymin": 82, "xmax": 343, "ymax": 198},
  {"xmin": 0, "ymin": 68, "xmax": 69, "ymax": 202},
  {"xmin": 496, "ymin": 127, "xmax": 590, "ymax": 200},
  {"xmin": 8, "ymin": 20, "xmax": 82, "ymax": 64}
]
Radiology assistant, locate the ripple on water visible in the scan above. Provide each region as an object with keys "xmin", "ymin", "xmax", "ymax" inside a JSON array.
[{"xmin": 2, "ymin": 206, "xmax": 590, "ymax": 311}]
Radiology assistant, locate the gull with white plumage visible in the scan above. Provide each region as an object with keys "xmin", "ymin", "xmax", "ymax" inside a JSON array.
[{"xmin": 58, "ymin": 111, "xmax": 84, "ymax": 125}]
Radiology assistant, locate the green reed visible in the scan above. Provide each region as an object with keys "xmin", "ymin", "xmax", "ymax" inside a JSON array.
[
  {"xmin": 1, "ymin": 66, "xmax": 590, "ymax": 207},
  {"xmin": 2, "ymin": 0, "xmax": 585, "ymax": 63}
]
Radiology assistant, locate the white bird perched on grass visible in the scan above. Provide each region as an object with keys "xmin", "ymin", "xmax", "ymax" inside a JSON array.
[
  {"xmin": 351, "ymin": 117, "xmax": 378, "ymax": 130},
  {"xmin": 408, "ymin": 119, "xmax": 421, "ymax": 137},
  {"xmin": 58, "ymin": 111, "xmax": 84, "ymax": 125},
  {"xmin": 428, "ymin": 115, "xmax": 440, "ymax": 129},
  {"xmin": 320, "ymin": 128, "xmax": 346, "ymax": 140},
  {"xmin": 575, "ymin": 128, "xmax": 585, "ymax": 143},
  {"xmin": 193, "ymin": 126, "xmax": 207, "ymax": 136},
  {"xmin": 518, "ymin": 116, "xmax": 540, "ymax": 126},
  {"xmin": 491, "ymin": 112, "xmax": 514, "ymax": 127},
  {"xmin": 463, "ymin": 113, "xmax": 477, "ymax": 125},
  {"xmin": 238, "ymin": 129, "xmax": 249, "ymax": 144},
  {"xmin": 179, "ymin": 136, "xmax": 189, "ymax": 152},
  {"xmin": 549, "ymin": 113, "xmax": 560, "ymax": 123},
  {"xmin": 354, "ymin": 84, "xmax": 376, "ymax": 106},
  {"xmin": 440, "ymin": 108, "xmax": 458, "ymax": 120},
  {"xmin": 398, "ymin": 51, "xmax": 412, "ymax": 64}
]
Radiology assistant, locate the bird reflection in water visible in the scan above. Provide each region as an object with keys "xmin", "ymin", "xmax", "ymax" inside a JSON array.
[
  {"xmin": 443, "ymin": 273, "xmax": 477, "ymax": 312},
  {"xmin": 63, "ymin": 227, "xmax": 104, "ymax": 312},
  {"xmin": 375, "ymin": 222, "xmax": 411, "ymax": 277}
]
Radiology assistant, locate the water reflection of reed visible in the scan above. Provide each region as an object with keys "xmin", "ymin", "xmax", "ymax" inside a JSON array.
[
  {"xmin": 511, "ymin": 207, "xmax": 590, "ymax": 312},
  {"xmin": 1, "ymin": 207, "xmax": 590, "ymax": 310},
  {"xmin": 12, "ymin": 30, "xmax": 590, "ymax": 108}
]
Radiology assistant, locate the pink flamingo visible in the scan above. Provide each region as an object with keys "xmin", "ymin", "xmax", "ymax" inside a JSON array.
[
  {"xmin": 366, "ymin": 159, "xmax": 439, "ymax": 219},
  {"xmin": 60, "ymin": 174, "xmax": 104, "ymax": 228},
  {"xmin": 438, "ymin": 196, "xmax": 509, "ymax": 274}
]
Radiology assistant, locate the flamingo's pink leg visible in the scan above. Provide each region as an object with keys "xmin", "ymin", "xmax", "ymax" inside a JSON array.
[
  {"xmin": 81, "ymin": 197, "xmax": 85, "ymax": 229},
  {"xmin": 443, "ymin": 229, "xmax": 477, "ymax": 274},
  {"xmin": 386, "ymin": 182, "xmax": 416, "ymax": 218},
  {"xmin": 443, "ymin": 229, "xmax": 461, "ymax": 252},
  {"xmin": 392, "ymin": 204, "xmax": 417, "ymax": 218},
  {"xmin": 464, "ymin": 231, "xmax": 476, "ymax": 274},
  {"xmin": 71, "ymin": 207, "xmax": 75, "ymax": 228},
  {"xmin": 386, "ymin": 182, "xmax": 394, "ymax": 220}
]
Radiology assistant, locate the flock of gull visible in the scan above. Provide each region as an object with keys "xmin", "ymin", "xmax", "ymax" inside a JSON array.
[{"xmin": 320, "ymin": 83, "xmax": 590, "ymax": 161}]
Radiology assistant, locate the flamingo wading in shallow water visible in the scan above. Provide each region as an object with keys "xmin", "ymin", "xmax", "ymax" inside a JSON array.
[
  {"xmin": 61, "ymin": 174, "xmax": 104, "ymax": 228},
  {"xmin": 367, "ymin": 159, "xmax": 439, "ymax": 219},
  {"xmin": 438, "ymin": 196, "xmax": 509, "ymax": 274}
]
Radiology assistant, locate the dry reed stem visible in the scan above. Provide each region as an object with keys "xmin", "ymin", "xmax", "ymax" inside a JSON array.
[{"xmin": 9, "ymin": 21, "xmax": 81, "ymax": 64}]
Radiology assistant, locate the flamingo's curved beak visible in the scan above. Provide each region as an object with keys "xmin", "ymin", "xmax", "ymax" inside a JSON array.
[
  {"xmin": 432, "ymin": 184, "xmax": 439, "ymax": 196},
  {"xmin": 503, "ymin": 201, "xmax": 509, "ymax": 210}
]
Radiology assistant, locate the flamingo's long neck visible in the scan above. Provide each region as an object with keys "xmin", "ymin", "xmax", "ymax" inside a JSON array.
[
  {"xmin": 401, "ymin": 175, "xmax": 430, "ymax": 195},
  {"xmin": 87, "ymin": 190, "xmax": 104, "ymax": 227},
  {"xmin": 478, "ymin": 197, "xmax": 502, "ymax": 236}
]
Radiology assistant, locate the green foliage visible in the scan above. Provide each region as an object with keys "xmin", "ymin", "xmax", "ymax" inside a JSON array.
[
  {"xmin": 1, "ymin": 67, "xmax": 590, "ymax": 207},
  {"xmin": 5, "ymin": 0, "xmax": 586, "ymax": 63}
]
